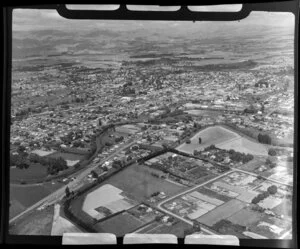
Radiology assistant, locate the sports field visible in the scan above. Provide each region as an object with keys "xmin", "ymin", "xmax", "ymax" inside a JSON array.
[
  {"xmin": 177, "ymin": 126, "xmax": 238, "ymax": 154},
  {"xmin": 97, "ymin": 164, "xmax": 185, "ymax": 201},
  {"xmin": 196, "ymin": 199, "xmax": 247, "ymax": 227}
]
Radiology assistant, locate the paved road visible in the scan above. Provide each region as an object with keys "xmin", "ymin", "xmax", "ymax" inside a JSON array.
[
  {"xmin": 232, "ymin": 167, "xmax": 293, "ymax": 187},
  {"xmin": 156, "ymin": 170, "xmax": 235, "ymax": 235},
  {"xmin": 157, "ymin": 166, "xmax": 293, "ymax": 238},
  {"xmin": 9, "ymin": 140, "xmax": 136, "ymax": 224}
]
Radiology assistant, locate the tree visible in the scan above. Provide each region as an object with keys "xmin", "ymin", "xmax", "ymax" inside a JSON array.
[
  {"xmin": 193, "ymin": 221, "xmax": 201, "ymax": 232},
  {"xmin": 112, "ymin": 160, "xmax": 122, "ymax": 169},
  {"xmin": 186, "ymin": 139, "xmax": 191, "ymax": 144},
  {"xmin": 91, "ymin": 170, "xmax": 98, "ymax": 179},
  {"xmin": 17, "ymin": 145, "xmax": 26, "ymax": 153},
  {"xmin": 268, "ymin": 148, "xmax": 277, "ymax": 156},
  {"xmin": 265, "ymin": 158, "xmax": 272, "ymax": 166},
  {"xmin": 65, "ymin": 186, "xmax": 71, "ymax": 198},
  {"xmin": 198, "ymin": 137, "xmax": 202, "ymax": 144},
  {"xmin": 183, "ymin": 228, "xmax": 194, "ymax": 236},
  {"xmin": 267, "ymin": 185, "xmax": 278, "ymax": 195},
  {"xmin": 155, "ymin": 216, "xmax": 161, "ymax": 222}
]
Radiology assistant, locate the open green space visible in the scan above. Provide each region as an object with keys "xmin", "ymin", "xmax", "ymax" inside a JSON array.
[
  {"xmin": 48, "ymin": 152, "xmax": 84, "ymax": 161},
  {"xmin": 196, "ymin": 187, "xmax": 233, "ymax": 203},
  {"xmin": 196, "ymin": 199, "xmax": 247, "ymax": 227},
  {"xmin": 97, "ymin": 164, "xmax": 185, "ymax": 201},
  {"xmin": 142, "ymin": 220, "xmax": 192, "ymax": 238},
  {"xmin": 10, "ymin": 163, "xmax": 48, "ymax": 182},
  {"xmin": 94, "ymin": 212, "xmax": 144, "ymax": 236},
  {"xmin": 271, "ymin": 198, "xmax": 292, "ymax": 217},
  {"xmin": 227, "ymin": 207, "xmax": 263, "ymax": 227},
  {"xmin": 9, "ymin": 204, "xmax": 54, "ymax": 235},
  {"xmin": 177, "ymin": 125, "xmax": 237, "ymax": 154},
  {"xmin": 10, "ymin": 182, "xmax": 64, "ymax": 219}
]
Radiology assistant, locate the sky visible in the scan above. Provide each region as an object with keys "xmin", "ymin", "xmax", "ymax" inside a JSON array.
[{"xmin": 12, "ymin": 6, "xmax": 295, "ymax": 32}]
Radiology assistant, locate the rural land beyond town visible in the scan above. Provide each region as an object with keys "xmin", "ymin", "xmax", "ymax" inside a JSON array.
[{"xmin": 9, "ymin": 9, "xmax": 294, "ymax": 240}]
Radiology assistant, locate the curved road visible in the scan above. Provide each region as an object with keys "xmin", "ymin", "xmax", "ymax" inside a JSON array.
[{"xmin": 9, "ymin": 140, "xmax": 136, "ymax": 224}]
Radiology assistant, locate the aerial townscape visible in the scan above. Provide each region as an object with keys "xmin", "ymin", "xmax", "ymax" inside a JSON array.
[{"xmin": 9, "ymin": 8, "xmax": 294, "ymax": 241}]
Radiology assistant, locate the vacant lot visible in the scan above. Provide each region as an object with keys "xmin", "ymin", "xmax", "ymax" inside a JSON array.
[
  {"xmin": 97, "ymin": 164, "xmax": 185, "ymax": 201},
  {"xmin": 197, "ymin": 199, "xmax": 247, "ymax": 227},
  {"xmin": 176, "ymin": 125, "xmax": 238, "ymax": 154},
  {"xmin": 94, "ymin": 212, "xmax": 144, "ymax": 236},
  {"xmin": 9, "ymin": 205, "xmax": 54, "ymax": 235},
  {"xmin": 10, "ymin": 163, "xmax": 48, "ymax": 182}
]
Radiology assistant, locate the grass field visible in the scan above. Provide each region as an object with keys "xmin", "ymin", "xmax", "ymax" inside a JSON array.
[
  {"xmin": 271, "ymin": 198, "xmax": 292, "ymax": 217},
  {"xmin": 136, "ymin": 220, "xmax": 192, "ymax": 238},
  {"xmin": 196, "ymin": 199, "xmax": 247, "ymax": 227},
  {"xmin": 10, "ymin": 182, "xmax": 64, "ymax": 219},
  {"xmin": 176, "ymin": 125, "xmax": 238, "ymax": 154},
  {"xmin": 9, "ymin": 205, "xmax": 54, "ymax": 235},
  {"xmin": 227, "ymin": 207, "xmax": 263, "ymax": 227},
  {"xmin": 48, "ymin": 152, "xmax": 84, "ymax": 161},
  {"xmin": 10, "ymin": 163, "xmax": 48, "ymax": 182},
  {"xmin": 238, "ymin": 156, "xmax": 267, "ymax": 172},
  {"xmin": 176, "ymin": 125, "xmax": 268, "ymax": 156},
  {"xmin": 216, "ymin": 137, "xmax": 268, "ymax": 156},
  {"xmin": 97, "ymin": 164, "xmax": 185, "ymax": 201},
  {"xmin": 146, "ymin": 220, "xmax": 192, "ymax": 238},
  {"xmin": 94, "ymin": 212, "xmax": 144, "ymax": 236}
]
